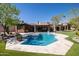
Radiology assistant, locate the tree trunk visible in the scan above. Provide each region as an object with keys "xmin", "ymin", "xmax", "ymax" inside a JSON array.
[
  {"xmin": 3, "ymin": 25, "xmax": 6, "ymax": 35},
  {"xmin": 3, "ymin": 25, "xmax": 9, "ymax": 35}
]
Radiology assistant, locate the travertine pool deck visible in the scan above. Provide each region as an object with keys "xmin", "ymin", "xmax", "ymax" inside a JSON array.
[{"xmin": 6, "ymin": 33, "xmax": 73, "ymax": 55}]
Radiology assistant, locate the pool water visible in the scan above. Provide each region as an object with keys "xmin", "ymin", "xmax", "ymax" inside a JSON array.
[{"xmin": 22, "ymin": 33, "xmax": 57, "ymax": 46}]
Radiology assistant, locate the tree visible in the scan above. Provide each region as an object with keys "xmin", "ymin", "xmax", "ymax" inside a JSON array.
[
  {"xmin": 51, "ymin": 16, "xmax": 61, "ymax": 32},
  {"xmin": 0, "ymin": 3, "xmax": 20, "ymax": 34},
  {"xmin": 61, "ymin": 8, "xmax": 79, "ymax": 31},
  {"xmin": 69, "ymin": 16, "xmax": 79, "ymax": 30}
]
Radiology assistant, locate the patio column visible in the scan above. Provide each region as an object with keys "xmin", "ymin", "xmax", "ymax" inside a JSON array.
[
  {"xmin": 48, "ymin": 26, "xmax": 50, "ymax": 32},
  {"xmin": 34, "ymin": 25, "xmax": 36, "ymax": 32},
  {"xmin": 59, "ymin": 26, "xmax": 61, "ymax": 31},
  {"xmin": 66, "ymin": 25, "xmax": 68, "ymax": 31},
  {"xmin": 64, "ymin": 25, "xmax": 66, "ymax": 31},
  {"xmin": 53, "ymin": 25, "xmax": 56, "ymax": 32}
]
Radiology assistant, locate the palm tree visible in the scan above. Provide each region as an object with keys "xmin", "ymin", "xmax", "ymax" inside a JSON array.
[{"xmin": 51, "ymin": 16, "xmax": 61, "ymax": 32}]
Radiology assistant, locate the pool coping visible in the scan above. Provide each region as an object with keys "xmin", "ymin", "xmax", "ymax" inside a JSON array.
[{"xmin": 5, "ymin": 33, "xmax": 73, "ymax": 55}]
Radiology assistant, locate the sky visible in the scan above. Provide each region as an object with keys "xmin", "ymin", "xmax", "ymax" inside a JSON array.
[{"xmin": 15, "ymin": 3, "xmax": 79, "ymax": 24}]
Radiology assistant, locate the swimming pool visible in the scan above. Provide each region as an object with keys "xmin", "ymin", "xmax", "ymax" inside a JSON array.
[{"xmin": 22, "ymin": 33, "xmax": 57, "ymax": 46}]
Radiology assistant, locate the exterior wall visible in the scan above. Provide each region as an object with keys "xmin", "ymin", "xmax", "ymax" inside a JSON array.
[
  {"xmin": 0, "ymin": 24, "xmax": 25, "ymax": 33},
  {"xmin": 9, "ymin": 26, "xmax": 17, "ymax": 32},
  {"xmin": 0, "ymin": 24, "xmax": 17, "ymax": 33},
  {"xmin": 0, "ymin": 24, "xmax": 4, "ymax": 32},
  {"xmin": 17, "ymin": 29, "xmax": 25, "ymax": 33}
]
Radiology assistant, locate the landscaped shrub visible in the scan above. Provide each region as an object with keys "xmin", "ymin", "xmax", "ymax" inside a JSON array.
[
  {"xmin": 16, "ymin": 33, "xmax": 22, "ymax": 41},
  {"xmin": 76, "ymin": 31, "xmax": 79, "ymax": 36}
]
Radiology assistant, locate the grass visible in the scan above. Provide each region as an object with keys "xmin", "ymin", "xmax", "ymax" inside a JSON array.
[
  {"xmin": 57, "ymin": 31, "xmax": 79, "ymax": 56},
  {"xmin": 0, "ymin": 31, "xmax": 79, "ymax": 56}
]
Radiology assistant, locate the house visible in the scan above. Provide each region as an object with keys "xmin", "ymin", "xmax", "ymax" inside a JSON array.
[
  {"xmin": 0, "ymin": 22, "xmax": 71, "ymax": 33},
  {"xmin": 16, "ymin": 22, "xmax": 71, "ymax": 33}
]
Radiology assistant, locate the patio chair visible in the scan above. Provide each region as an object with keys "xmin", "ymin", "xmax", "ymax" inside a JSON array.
[{"xmin": 9, "ymin": 32, "xmax": 15, "ymax": 38}]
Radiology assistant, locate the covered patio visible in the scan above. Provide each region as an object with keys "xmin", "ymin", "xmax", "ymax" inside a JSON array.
[
  {"xmin": 31, "ymin": 23, "xmax": 71, "ymax": 32},
  {"xmin": 16, "ymin": 22, "xmax": 71, "ymax": 33}
]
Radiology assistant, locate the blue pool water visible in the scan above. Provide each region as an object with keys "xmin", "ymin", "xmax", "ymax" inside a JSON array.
[{"xmin": 22, "ymin": 33, "xmax": 57, "ymax": 46}]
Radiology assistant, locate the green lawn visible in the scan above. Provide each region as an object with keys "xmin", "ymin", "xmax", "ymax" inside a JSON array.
[
  {"xmin": 0, "ymin": 31, "xmax": 79, "ymax": 56},
  {"xmin": 57, "ymin": 31, "xmax": 79, "ymax": 56}
]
